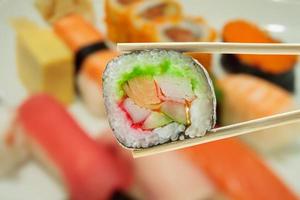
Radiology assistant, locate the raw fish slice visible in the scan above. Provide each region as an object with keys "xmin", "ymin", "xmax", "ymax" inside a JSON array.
[
  {"xmin": 134, "ymin": 151, "xmax": 217, "ymax": 200},
  {"xmin": 182, "ymin": 138, "xmax": 298, "ymax": 200},
  {"xmin": 53, "ymin": 14, "xmax": 102, "ymax": 52},
  {"xmin": 96, "ymin": 131, "xmax": 135, "ymax": 192},
  {"xmin": 219, "ymin": 74, "xmax": 298, "ymax": 151},
  {"xmin": 6, "ymin": 94, "xmax": 133, "ymax": 200}
]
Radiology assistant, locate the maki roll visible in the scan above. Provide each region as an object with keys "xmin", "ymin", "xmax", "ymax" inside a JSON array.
[
  {"xmin": 105, "ymin": 0, "xmax": 141, "ymax": 42},
  {"xmin": 103, "ymin": 50, "xmax": 216, "ymax": 148},
  {"xmin": 152, "ymin": 16, "xmax": 215, "ymax": 43},
  {"xmin": 130, "ymin": 16, "xmax": 216, "ymax": 70},
  {"xmin": 131, "ymin": 16, "xmax": 215, "ymax": 43},
  {"xmin": 128, "ymin": 0, "xmax": 182, "ymax": 41},
  {"xmin": 35, "ymin": 0, "xmax": 95, "ymax": 24},
  {"xmin": 105, "ymin": 0, "xmax": 182, "ymax": 43},
  {"xmin": 221, "ymin": 20, "xmax": 298, "ymax": 92}
]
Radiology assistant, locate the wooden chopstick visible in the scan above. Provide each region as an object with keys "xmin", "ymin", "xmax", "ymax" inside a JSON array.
[
  {"xmin": 118, "ymin": 42, "xmax": 300, "ymax": 55},
  {"xmin": 132, "ymin": 109, "xmax": 300, "ymax": 158}
]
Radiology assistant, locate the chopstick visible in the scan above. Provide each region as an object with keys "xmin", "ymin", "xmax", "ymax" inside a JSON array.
[
  {"xmin": 118, "ymin": 42, "xmax": 300, "ymax": 54},
  {"xmin": 132, "ymin": 109, "xmax": 300, "ymax": 158}
]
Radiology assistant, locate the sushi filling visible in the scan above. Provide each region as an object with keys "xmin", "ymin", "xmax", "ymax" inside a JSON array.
[
  {"xmin": 118, "ymin": 61, "xmax": 198, "ymax": 132},
  {"xmin": 160, "ymin": 19, "xmax": 211, "ymax": 42},
  {"xmin": 139, "ymin": 3, "xmax": 178, "ymax": 20},
  {"xmin": 117, "ymin": 0, "xmax": 138, "ymax": 5},
  {"xmin": 165, "ymin": 27, "xmax": 198, "ymax": 42}
]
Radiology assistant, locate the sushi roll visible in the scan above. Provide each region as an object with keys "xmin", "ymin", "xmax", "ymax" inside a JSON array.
[
  {"xmin": 105, "ymin": 0, "xmax": 182, "ymax": 43},
  {"xmin": 2, "ymin": 94, "xmax": 134, "ymax": 200},
  {"xmin": 105, "ymin": 0, "xmax": 141, "ymax": 42},
  {"xmin": 128, "ymin": 0, "xmax": 182, "ymax": 41},
  {"xmin": 219, "ymin": 74, "xmax": 299, "ymax": 151},
  {"xmin": 130, "ymin": 16, "xmax": 216, "ymax": 70},
  {"xmin": 54, "ymin": 14, "xmax": 119, "ymax": 116},
  {"xmin": 35, "ymin": 0, "xmax": 95, "ymax": 24},
  {"xmin": 182, "ymin": 138, "xmax": 299, "ymax": 200},
  {"xmin": 103, "ymin": 49, "xmax": 216, "ymax": 148},
  {"xmin": 149, "ymin": 16, "xmax": 215, "ymax": 43},
  {"xmin": 221, "ymin": 20, "xmax": 298, "ymax": 92}
]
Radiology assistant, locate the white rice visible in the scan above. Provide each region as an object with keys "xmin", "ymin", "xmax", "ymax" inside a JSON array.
[{"xmin": 103, "ymin": 49, "xmax": 216, "ymax": 148}]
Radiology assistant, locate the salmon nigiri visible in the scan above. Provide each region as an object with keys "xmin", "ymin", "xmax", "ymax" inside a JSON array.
[
  {"xmin": 219, "ymin": 74, "xmax": 299, "ymax": 151},
  {"xmin": 182, "ymin": 138, "xmax": 298, "ymax": 200},
  {"xmin": 221, "ymin": 20, "xmax": 298, "ymax": 92},
  {"xmin": 54, "ymin": 14, "xmax": 119, "ymax": 116}
]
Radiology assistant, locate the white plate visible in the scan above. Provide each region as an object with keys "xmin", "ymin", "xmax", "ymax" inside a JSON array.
[{"xmin": 0, "ymin": 0, "xmax": 299, "ymax": 199}]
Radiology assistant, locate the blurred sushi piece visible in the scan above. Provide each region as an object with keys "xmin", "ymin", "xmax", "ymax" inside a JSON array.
[
  {"xmin": 12, "ymin": 18, "xmax": 74, "ymax": 105},
  {"xmin": 105, "ymin": 0, "xmax": 141, "ymax": 42},
  {"xmin": 0, "ymin": 104, "xmax": 29, "ymax": 176},
  {"xmin": 150, "ymin": 16, "xmax": 216, "ymax": 71},
  {"xmin": 134, "ymin": 151, "xmax": 217, "ymax": 200},
  {"xmin": 103, "ymin": 49, "xmax": 216, "ymax": 148},
  {"xmin": 141, "ymin": 16, "xmax": 215, "ymax": 42},
  {"xmin": 221, "ymin": 20, "xmax": 298, "ymax": 92},
  {"xmin": 53, "ymin": 14, "xmax": 103, "ymax": 53},
  {"xmin": 4, "ymin": 94, "xmax": 134, "ymax": 200},
  {"xmin": 182, "ymin": 138, "xmax": 299, "ymax": 200},
  {"xmin": 105, "ymin": 0, "xmax": 182, "ymax": 43},
  {"xmin": 134, "ymin": 15, "xmax": 216, "ymax": 71},
  {"xmin": 96, "ymin": 131, "xmax": 217, "ymax": 200},
  {"xmin": 54, "ymin": 14, "xmax": 119, "ymax": 116},
  {"xmin": 35, "ymin": 0, "xmax": 95, "ymax": 24},
  {"xmin": 219, "ymin": 74, "xmax": 299, "ymax": 151},
  {"xmin": 128, "ymin": 0, "xmax": 182, "ymax": 42},
  {"xmin": 78, "ymin": 51, "xmax": 118, "ymax": 116}
]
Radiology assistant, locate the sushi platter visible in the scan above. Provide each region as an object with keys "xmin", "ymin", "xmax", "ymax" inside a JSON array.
[{"xmin": 0, "ymin": 0, "xmax": 300, "ymax": 199}]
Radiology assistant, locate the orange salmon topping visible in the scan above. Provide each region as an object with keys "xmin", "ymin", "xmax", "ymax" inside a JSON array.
[{"xmin": 222, "ymin": 20, "xmax": 297, "ymax": 74}]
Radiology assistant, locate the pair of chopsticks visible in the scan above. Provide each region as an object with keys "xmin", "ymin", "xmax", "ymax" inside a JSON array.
[
  {"xmin": 117, "ymin": 42, "xmax": 300, "ymax": 158},
  {"xmin": 118, "ymin": 42, "xmax": 300, "ymax": 54}
]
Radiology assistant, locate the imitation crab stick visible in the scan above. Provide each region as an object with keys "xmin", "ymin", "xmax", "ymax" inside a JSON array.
[
  {"xmin": 221, "ymin": 19, "xmax": 298, "ymax": 92},
  {"xmin": 3, "ymin": 94, "xmax": 134, "ymax": 200},
  {"xmin": 182, "ymin": 138, "xmax": 298, "ymax": 200}
]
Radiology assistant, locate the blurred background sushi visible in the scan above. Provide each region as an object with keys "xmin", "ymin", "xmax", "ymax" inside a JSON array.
[{"xmin": 0, "ymin": 0, "xmax": 300, "ymax": 199}]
